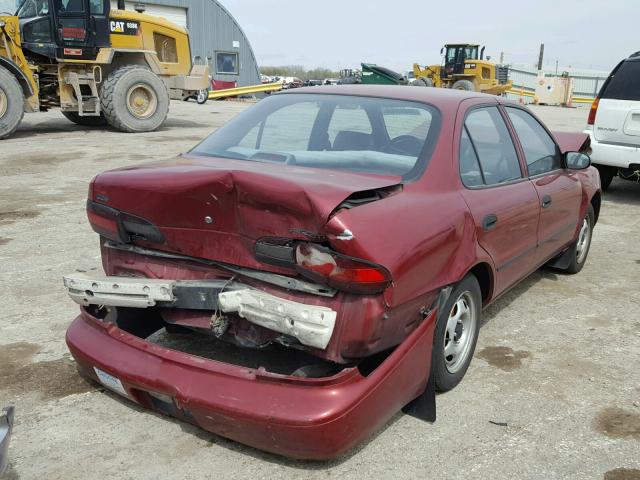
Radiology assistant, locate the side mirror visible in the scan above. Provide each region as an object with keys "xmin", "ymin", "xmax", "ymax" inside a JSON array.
[{"xmin": 565, "ymin": 151, "xmax": 591, "ymax": 170}]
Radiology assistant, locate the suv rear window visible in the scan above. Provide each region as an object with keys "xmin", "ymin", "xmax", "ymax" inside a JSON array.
[
  {"xmin": 191, "ymin": 93, "xmax": 441, "ymax": 179},
  {"xmin": 600, "ymin": 60, "xmax": 640, "ymax": 101}
]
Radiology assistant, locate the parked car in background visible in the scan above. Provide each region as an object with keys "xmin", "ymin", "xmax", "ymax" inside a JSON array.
[
  {"xmin": 585, "ymin": 52, "xmax": 640, "ymax": 190},
  {"xmin": 0, "ymin": 407, "xmax": 14, "ymax": 475},
  {"xmin": 304, "ymin": 79, "xmax": 323, "ymax": 86},
  {"xmin": 282, "ymin": 77, "xmax": 304, "ymax": 89},
  {"xmin": 64, "ymin": 86, "xmax": 600, "ymax": 460}
]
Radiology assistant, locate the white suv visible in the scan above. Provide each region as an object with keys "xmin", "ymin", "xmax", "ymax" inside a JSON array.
[{"xmin": 584, "ymin": 53, "xmax": 640, "ymax": 190}]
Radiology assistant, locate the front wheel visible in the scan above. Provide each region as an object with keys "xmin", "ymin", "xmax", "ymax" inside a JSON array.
[
  {"xmin": 0, "ymin": 66, "xmax": 25, "ymax": 140},
  {"xmin": 101, "ymin": 66, "xmax": 169, "ymax": 133},
  {"xmin": 432, "ymin": 274, "xmax": 482, "ymax": 392},
  {"xmin": 561, "ymin": 205, "xmax": 595, "ymax": 274}
]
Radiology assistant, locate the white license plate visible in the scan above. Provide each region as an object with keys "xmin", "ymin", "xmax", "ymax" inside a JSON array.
[{"xmin": 94, "ymin": 367, "xmax": 128, "ymax": 397}]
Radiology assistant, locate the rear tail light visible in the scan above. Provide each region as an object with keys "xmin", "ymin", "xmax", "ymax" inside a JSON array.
[
  {"xmin": 87, "ymin": 200, "xmax": 164, "ymax": 244},
  {"xmin": 587, "ymin": 97, "xmax": 600, "ymax": 125},
  {"xmin": 295, "ymin": 243, "xmax": 391, "ymax": 294}
]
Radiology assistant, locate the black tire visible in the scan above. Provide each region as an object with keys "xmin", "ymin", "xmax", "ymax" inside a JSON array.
[
  {"xmin": 452, "ymin": 79, "xmax": 475, "ymax": 91},
  {"xmin": 412, "ymin": 77, "xmax": 433, "ymax": 87},
  {"xmin": 0, "ymin": 66, "xmax": 25, "ymax": 140},
  {"xmin": 432, "ymin": 274, "xmax": 482, "ymax": 392},
  {"xmin": 561, "ymin": 205, "xmax": 595, "ymax": 274},
  {"xmin": 101, "ymin": 65, "xmax": 169, "ymax": 133},
  {"xmin": 196, "ymin": 89, "xmax": 209, "ymax": 104},
  {"xmin": 594, "ymin": 164, "xmax": 616, "ymax": 191},
  {"xmin": 61, "ymin": 111, "xmax": 108, "ymax": 126}
]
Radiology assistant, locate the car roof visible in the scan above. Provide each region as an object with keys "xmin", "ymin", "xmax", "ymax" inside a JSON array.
[{"xmin": 280, "ymin": 85, "xmax": 493, "ymax": 107}]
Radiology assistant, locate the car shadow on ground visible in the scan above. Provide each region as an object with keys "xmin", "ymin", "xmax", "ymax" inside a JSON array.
[
  {"xmin": 602, "ymin": 179, "xmax": 640, "ymax": 206},
  {"xmin": 10, "ymin": 117, "xmax": 209, "ymax": 140},
  {"xmin": 93, "ymin": 385, "xmax": 404, "ymax": 469},
  {"xmin": 480, "ymin": 267, "xmax": 559, "ymax": 327}
]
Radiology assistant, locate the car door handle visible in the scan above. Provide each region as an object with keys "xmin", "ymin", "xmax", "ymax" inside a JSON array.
[
  {"xmin": 482, "ymin": 214, "xmax": 498, "ymax": 231},
  {"xmin": 541, "ymin": 195, "xmax": 552, "ymax": 208}
]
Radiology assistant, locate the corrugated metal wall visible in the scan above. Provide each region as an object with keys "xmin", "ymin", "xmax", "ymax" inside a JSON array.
[
  {"xmin": 506, "ymin": 65, "xmax": 609, "ymax": 103},
  {"xmin": 124, "ymin": 0, "xmax": 261, "ymax": 87}
]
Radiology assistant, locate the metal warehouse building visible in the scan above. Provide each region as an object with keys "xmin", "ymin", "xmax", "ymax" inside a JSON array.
[{"xmin": 0, "ymin": 0, "xmax": 261, "ymax": 87}]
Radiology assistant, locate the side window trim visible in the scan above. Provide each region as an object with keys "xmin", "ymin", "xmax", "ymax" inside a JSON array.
[
  {"xmin": 463, "ymin": 124, "xmax": 487, "ymax": 185},
  {"xmin": 502, "ymin": 105, "xmax": 563, "ymax": 178},
  {"xmin": 459, "ymin": 104, "xmax": 526, "ymax": 189}
]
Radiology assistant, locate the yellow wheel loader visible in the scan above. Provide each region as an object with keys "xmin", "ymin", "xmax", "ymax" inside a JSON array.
[
  {"xmin": 0, "ymin": 0, "xmax": 209, "ymax": 139},
  {"xmin": 412, "ymin": 44, "xmax": 512, "ymax": 95}
]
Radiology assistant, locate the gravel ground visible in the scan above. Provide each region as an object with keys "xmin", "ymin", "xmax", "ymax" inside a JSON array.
[{"xmin": 0, "ymin": 100, "xmax": 639, "ymax": 480}]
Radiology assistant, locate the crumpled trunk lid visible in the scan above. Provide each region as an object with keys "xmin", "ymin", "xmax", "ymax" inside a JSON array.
[{"xmin": 90, "ymin": 154, "xmax": 400, "ymax": 271}]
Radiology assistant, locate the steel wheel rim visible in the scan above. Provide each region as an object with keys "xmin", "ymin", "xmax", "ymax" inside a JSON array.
[
  {"xmin": 197, "ymin": 89, "xmax": 207, "ymax": 103},
  {"xmin": 576, "ymin": 217, "xmax": 591, "ymax": 264},
  {"xmin": 0, "ymin": 88, "xmax": 7, "ymax": 118},
  {"xmin": 444, "ymin": 291, "xmax": 477, "ymax": 373},
  {"xmin": 126, "ymin": 83, "xmax": 158, "ymax": 119}
]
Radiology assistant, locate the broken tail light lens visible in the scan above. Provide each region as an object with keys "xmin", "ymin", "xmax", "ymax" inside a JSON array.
[
  {"xmin": 87, "ymin": 200, "xmax": 164, "ymax": 244},
  {"xmin": 87, "ymin": 200, "xmax": 121, "ymax": 242},
  {"xmin": 295, "ymin": 243, "xmax": 391, "ymax": 294}
]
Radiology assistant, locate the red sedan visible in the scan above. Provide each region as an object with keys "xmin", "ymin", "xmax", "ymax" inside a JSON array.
[{"xmin": 64, "ymin": 85, "xmax": 600, "ymax": 459}]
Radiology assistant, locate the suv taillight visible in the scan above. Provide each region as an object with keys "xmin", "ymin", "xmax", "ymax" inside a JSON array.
[
  {"xmin": 587, "ymin": 97, "xmax": 600, "ymax": 125},
  {"xmin": 295, "ymin": 243, "xmax": 391, "ymax": 294}
]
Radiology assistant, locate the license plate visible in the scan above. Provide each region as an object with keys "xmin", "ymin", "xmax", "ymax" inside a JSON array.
[{"xmin": 94, "ymin": 367, "xmax": 128, "ymax": 397}]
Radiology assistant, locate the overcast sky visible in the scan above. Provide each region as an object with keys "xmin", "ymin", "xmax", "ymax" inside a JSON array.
[{"xmin": 222, "ymin": 0, "xmax": 635, "ymax": 73}]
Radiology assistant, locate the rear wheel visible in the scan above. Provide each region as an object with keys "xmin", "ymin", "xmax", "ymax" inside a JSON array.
[
  {"xmin": 196, "ymin": 89, "xmax": 209, "ymax": 104},
  {"xmin": 101, "ymin": 66, "xmax": 169, "ymax": 133},
  {"xmin": 432, "ymin": 274, "xmax": 482, "ymax": 392},
  {"xmin": 0, "ymin": 66, "xmax": 25, "ymax": 140},
  {"xmin": 61, "ymin": 111, "xmax": 108, "ymax": 126},
  {"xmin": 452, "ymin": 79, "xmax": 475, "ymax": 91},
  {"xmin": 412, "ymin": 77, "xmax": 433, "ymax": 87},
  {"xmin": 594, "ymin": 164, "xmax": 616, "ymax": 191}
]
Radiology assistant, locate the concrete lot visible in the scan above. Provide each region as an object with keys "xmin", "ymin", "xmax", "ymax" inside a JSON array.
[{"xmin": 1, "ymin": 100, "xmax": 639, "ymax": 480}]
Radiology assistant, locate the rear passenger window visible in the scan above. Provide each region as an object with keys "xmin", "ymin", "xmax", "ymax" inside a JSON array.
[
  {"xmin": 461, "ymin": 107, "xmax": 522, "ymax": 186},
  {"xmin": 505, "ymin": 107, "xmax": 561, "ymax": 176},
  {"xmin": 600, "ymin": 60, "xmax": 640, "ymax": 101}
]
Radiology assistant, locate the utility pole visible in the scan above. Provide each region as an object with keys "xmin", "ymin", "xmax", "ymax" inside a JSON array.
[
  {"xmin": 500, "ymin": 51, "xmax": 504, "ymax": 63},
  {"xmin": 537, "ymin": 43, "xmax": 544, "ymax": 71}
]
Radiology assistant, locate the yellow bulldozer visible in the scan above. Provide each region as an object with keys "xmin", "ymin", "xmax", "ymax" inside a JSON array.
[
  {"xmin": 0, "ymin": 0, "xmax": 209, "ymax": 139},
  {"xmin": 412, "ymin": 43, "xmax": 512, "ymax": 95}
]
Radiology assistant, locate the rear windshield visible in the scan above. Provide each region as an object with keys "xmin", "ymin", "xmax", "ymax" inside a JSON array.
[
  {"xmin": 600, "ymin": 60, "xmax": 640, "ymax": 101},
  {"xmin": 191, "ymin": 93, "xmax": 441, "ymax": 179}
]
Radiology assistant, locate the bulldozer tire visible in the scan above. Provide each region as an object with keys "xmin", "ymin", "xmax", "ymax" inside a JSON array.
[
  {"xmin": 101, "ymin": 65, "xmax": 169, "ymax": 133},
  {"xmin": 413, "ymin": 77, "xmax": 433, "ymax": 87},
  {"xmin": 0, "ymin": 66, "xmax": 25, "ymax": 140},
  {"xmin": 61, "ymin": 111, "xmax": 108, "ymax": 126},
  {"xmin": 452, "ymin": 79, "xmax": 476, "ymax": 91}
]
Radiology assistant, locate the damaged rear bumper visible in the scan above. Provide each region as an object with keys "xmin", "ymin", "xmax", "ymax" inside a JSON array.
[
  {"xmin": 63, "ymin": 273, "xmax": 336, "ymax": 349},
  {"xmin": 65, "ymin": 308, "xmax": 436, "ymax": 460}
]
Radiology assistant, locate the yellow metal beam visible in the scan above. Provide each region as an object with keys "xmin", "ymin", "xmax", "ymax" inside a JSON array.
[
  {"xmin": 507, "ymin": 88, "xmax": 595, "ymax": 104},
  {"xmin": 208, "ymin": 81, "xmax": 283, "ymax": 99}
]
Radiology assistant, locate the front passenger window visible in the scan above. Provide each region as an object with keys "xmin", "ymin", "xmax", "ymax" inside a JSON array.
[{"xmin": 506, "ymin": 107, "xmax": 561, "ymax": 176}]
